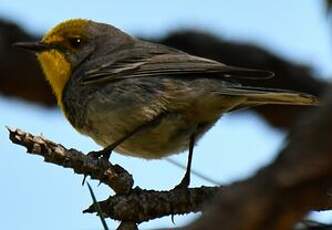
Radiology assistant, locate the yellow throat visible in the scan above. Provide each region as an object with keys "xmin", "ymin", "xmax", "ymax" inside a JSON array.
[
  {"xmin": 36, "ymin": 19, "xmax": 88, "ymax": 109},
  {"xmin": 37, "ymin": 50, "xmax": 71, "ymax": 108}
]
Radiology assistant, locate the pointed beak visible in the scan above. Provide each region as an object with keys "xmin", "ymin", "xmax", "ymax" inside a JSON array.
[{"xmin": 12, "ymin": 41, "xmax": 49, "ymax": 52}]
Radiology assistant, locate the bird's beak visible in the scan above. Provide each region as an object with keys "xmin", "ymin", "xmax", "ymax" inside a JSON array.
[{"xmin": 12, "ymin": 41, "xmax": 49, "ymax": 53}]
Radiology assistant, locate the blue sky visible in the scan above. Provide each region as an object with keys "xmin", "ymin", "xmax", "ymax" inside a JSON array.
[
  {"xmin": 0, "ymin": 0, "xmax": 331, "ymax": 229},
  {"xmin": 1, "ymin": 0, "xmax": 332, "ymax": 77}
]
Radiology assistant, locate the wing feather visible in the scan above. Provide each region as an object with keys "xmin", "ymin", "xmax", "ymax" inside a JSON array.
[{"xmin": 81, "ymin": 45, "xmax": 274, "ymax": 85}]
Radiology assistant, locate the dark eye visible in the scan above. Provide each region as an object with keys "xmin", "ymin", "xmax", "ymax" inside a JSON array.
[{"xmin": 68, "ymin": 37, "xmax": 83, "ymax": 49}]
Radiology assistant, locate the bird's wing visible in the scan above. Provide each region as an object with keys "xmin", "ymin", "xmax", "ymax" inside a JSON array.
[{"xmin": 81, "ymin": 46, "xmax": 274, "ymax": 85}]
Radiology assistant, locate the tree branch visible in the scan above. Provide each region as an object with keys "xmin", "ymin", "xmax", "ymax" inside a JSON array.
[
  {"xmin": 83, "ymin": 186, "xmax": 220, "ymax": 223},
  {"xmin": 8, "ymin": 128, "xmax": 133, "ymax": 194},
  {"xmin": 7, "ymin": 127, "xmax": 222, "ymax": 224}
]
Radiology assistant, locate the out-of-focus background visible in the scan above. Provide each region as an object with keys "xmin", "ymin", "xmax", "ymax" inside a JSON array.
[{"xmin": 1, "ymin": 1, "xmax": 331, "ymax": 229}]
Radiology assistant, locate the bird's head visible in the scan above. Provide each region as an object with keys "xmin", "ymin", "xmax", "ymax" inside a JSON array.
[{"xmin": 13, "ymin": 18, "xmax": 132, "ymax": 107}]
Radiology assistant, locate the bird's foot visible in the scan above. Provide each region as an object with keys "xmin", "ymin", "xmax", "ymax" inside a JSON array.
[
  {"xmin": 173, "ymin": 173, "xmax": 190, "ymax": 190},
  {"xmin": 87, "ymin": 148, "xmax": 112, "ymax": 161},
  {"xmin": 82, "ymin": 148, "xmax": 113, "ymax": 185}
]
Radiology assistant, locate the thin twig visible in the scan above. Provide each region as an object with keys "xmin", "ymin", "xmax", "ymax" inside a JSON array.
[{"xmin": 87, "ymin": 182, "xmax": 109, "ymax": 230}]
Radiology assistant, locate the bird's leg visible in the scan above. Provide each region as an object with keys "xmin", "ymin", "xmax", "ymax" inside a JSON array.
[
  {"xmin": 87, "ymin": 128, "xmax": 139, "ymax": 161},
  {"xmin": 83, "ymin": 130, "xmax": 140, "ymax": 186},
  {"xmin": 88, "ymin": 113, "xmax": 165, "ymax": 161},
  {"xmin": 174, "ymin": 130, "xmax": 197, "ymax": 189},
  {"xmin": 83, "ymin": 114, "xmax": 165, "ymax": 185}
]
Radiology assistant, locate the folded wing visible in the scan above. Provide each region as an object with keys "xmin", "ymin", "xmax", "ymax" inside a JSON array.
[{"xmin": 81, "ymin": 45, "xmax": 274, "ymax": 85}]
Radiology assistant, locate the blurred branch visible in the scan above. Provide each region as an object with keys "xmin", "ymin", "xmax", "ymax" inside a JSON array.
[
  {"xmin": 1, "ymin": 18, "xmax": 326, "ymax": 129},
  {"xmin": 295, "ymin": 220, "xmax": 332, "ymax": 230},
  {"xmin": 0, "ymin": 19, "xmax": 54, "ymax": 105},
  {"xmin": 183, "ymin": 85, "xmax": 332, "ymax": 230},
  {"xmin": 326, "ymin": 0, "xmax": 332, "ymax": 14}
]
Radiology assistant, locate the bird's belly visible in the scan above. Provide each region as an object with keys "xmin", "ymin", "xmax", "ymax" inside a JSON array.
[{"xmin": 83, "ymin": 110, "xmax": 215, "ymax": 159}]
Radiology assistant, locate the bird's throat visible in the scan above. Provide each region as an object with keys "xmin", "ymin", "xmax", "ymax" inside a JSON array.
[{"xmin": 37, "ymin": 50, "xmax": 71, "ymax": 110}]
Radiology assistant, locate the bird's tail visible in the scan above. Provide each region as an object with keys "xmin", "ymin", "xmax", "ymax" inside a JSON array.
[{"xmin": 220, "ymin": 85, "xmax": 319, "ymax": 106}]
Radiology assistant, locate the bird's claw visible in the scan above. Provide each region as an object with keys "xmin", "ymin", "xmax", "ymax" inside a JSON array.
[
  {"xmin": 173, "ymin": 176, "xmax": 190, "ymax": 190},
  {"xmin": 87, "ymin": 149, "xmax": 112, "ymax": 161},
  {"xmin": 81, "ymin": 149, "xmax": 112, "ymax": 186}
]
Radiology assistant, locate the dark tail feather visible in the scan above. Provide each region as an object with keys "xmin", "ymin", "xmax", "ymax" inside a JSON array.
[
  {"xmin": 245, "ymin": 91, "xmax": 319, "ymax": 106},
  {"xmin": 220, "ymin": 85, "xmax": 319, "ymax": 106}
]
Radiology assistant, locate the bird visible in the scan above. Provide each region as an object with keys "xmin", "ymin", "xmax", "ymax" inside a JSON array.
[{"xmin": 14, "ymin": 19, "xmax": 319, "ymax": 189}]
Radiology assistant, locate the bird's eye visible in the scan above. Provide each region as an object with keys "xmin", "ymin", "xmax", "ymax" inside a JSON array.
[{"xmin": 68, "ymin": 37, "xmax": 83, "ymax": 49}]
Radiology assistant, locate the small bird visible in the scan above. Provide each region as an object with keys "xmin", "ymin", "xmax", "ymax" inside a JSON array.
[{"xmin": 14, "ymin": 19, "xmax": 318, "ymax": 188}]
